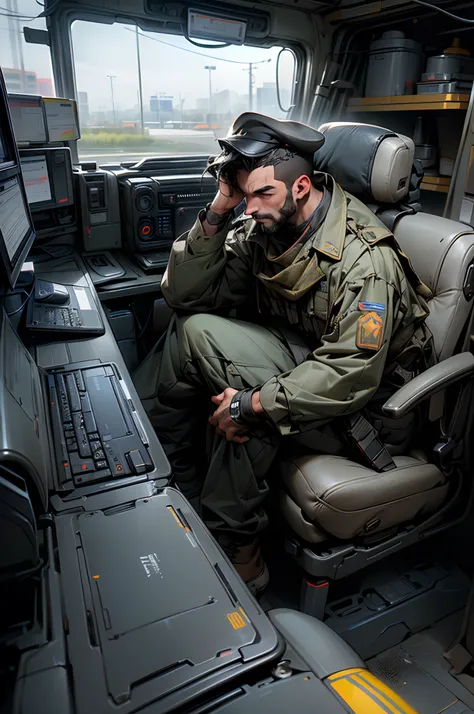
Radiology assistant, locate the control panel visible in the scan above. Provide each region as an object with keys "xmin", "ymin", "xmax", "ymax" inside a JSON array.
[
  {"xmin": 75, "ymin": 167, "xmax": 122, "ymax": 252},
  {"xmin": 119, "ymin": 173, "xmax": 217, "ymax": 256}
]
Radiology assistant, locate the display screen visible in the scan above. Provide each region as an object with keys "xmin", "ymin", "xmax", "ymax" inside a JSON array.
[
  {"xmin": 20, "ymin": 154, "xmax": 52, "ymax": 205},
  {"xmin": 0, "ymin": 176, "xmax": 32, "ymax": 261},
  {"xmin": 43, "ymin": 98, "xmax": 80, "ymax": 142},
  {"xmin": 8, "ymin": 95, "xmax": 47, "ymax": 143}
]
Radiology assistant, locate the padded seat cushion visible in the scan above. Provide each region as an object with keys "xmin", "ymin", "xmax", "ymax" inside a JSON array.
[{"xmin": 280, "ymin": 453, "xmax": 448, "ymax": 542}]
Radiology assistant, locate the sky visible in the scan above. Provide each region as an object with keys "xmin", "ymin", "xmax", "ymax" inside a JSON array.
[{"xmin": 0, "ymin": 0, "xmax": 296, "ymax": 114}]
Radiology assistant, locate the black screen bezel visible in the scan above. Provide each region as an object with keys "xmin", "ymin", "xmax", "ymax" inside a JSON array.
[{"xmin": 0, "ymin": 70, "xmax": 36, "ymax": 288}]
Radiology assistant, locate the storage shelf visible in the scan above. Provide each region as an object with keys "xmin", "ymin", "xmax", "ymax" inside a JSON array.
[
  {"xmin": 348, "ymin": 94, "xmax": 470, "ymax": 112},
  {"xmin": 420, "ymin": 176, "xmax": 451, "ymax": 194}
]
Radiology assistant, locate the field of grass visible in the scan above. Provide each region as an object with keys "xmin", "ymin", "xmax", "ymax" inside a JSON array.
[
  {"xmin": 79, "ymin": 132, "xmax": 217, "ymax": 155},
  {"xmin": 80, "ymin": 132, "xmax": 156, "ymax": 147}
]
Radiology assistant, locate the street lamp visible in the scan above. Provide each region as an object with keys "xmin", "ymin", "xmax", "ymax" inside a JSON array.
[
  {"xmin": 243, "ymin": 59, "xmax": 272, "ymax": 111},
  {"xmin": 106, "ymin": 74, "xmax": 117, "ymax": 126},
  {"xmin": 204, "ymin": 65, "xmax": 216, "ymax": 125}
]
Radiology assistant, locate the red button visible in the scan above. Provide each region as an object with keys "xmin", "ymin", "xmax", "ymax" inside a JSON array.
[
  {"xmin": 115, "ymin": 464, "xmax": 123, "ymax": 473},
  {"xmin": 141, "ymin": 225, "xmax": 151, "ymax": 236}
]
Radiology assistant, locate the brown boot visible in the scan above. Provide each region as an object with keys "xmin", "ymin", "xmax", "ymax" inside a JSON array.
[{"xmin": 219, "ymin": 536, "xmax": 269, "ymax": 595}]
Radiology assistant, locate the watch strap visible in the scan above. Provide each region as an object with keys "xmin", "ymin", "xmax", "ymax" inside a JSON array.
[{"xmin": 230, "ymin": 388, "xmax": 262, "ymax": 427}]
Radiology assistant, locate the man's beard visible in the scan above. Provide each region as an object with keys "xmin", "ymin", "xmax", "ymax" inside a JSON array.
[{"xmin": 255, "ymin": 190, "xmax": 297, "ymax": 237}]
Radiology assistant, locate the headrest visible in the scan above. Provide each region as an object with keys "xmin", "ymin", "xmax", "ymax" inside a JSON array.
[{"xmin": 315, "ymin": 122, "xmax": 415, "ymax": 204}]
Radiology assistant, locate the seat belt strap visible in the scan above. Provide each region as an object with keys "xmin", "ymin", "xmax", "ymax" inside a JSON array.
[{"xmin": 345, "ymin": 413, "xmax": 397, "ymax": 473}]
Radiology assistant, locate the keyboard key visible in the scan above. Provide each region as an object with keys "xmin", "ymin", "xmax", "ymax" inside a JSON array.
[
  {"xmin": 66, "ymin": 437, "xmax": 77, "ymax": 451},
  {"xmin": 73, "ymin": 412, "xmax": 91, "ymax": 458},
  {"xmin": 74, "ymin": 370, "xmax": 86, "ymax": 392},
  {"xmin": 74, "ymin": 468, "xmax": 111, "ymax": 486},
  {"xmin": 65, "ymin": 374, "xmax": 81, "ymax": 413},
  {"xmin": 57, "ymin": 375, "xmax": 71, "ymax": 423},
  {"xmin": 93, "ymin": 450, "xmax": 105, "ymax": 460},
  {"xmin": 83, "ymin": 410, "xmax": 97, "ymax": 435},
  {"xmin": 95, "ymin": 460, "xmax": 107, "ymax": 469},
  {"xmin": 64, "ymin": 422, "xmax": 74, "ymax": 432},
  {"xmin": 89, "ymin": 432, "xmax": 100, "ymax": 441},
  {"xmin": 80, "ymin": 392, "xmax": 92, "ymax": 413},
  {"xmin": 69, "ymin": 451, "xmax": 95, "ymax": 475},
  {"xmin": 89, "ymin": 440, "xmax": 101, "ymax": 452}
]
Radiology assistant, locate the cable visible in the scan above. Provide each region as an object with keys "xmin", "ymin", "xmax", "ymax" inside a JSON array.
[
  {"xmin": 410, "ymin": 0, "xmax": 474, "ymax": 23},
  {"xmin": 3, "ymin": 558, "xmax": 44, "ymax": 583},
  {"xmin": 138, "ymin": 305, "xmax": 153, "ymax": 338},
  {"xmin": 5, "ymin": 283, "xmax": 34, "ymax": 317},
  {"xmin": 124, "ymin": 27, "xmax": 274, "ymax": 65}
]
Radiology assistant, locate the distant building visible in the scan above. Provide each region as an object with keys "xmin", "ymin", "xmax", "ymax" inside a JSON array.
[
  {"xmin": 37, "ymin": 77, "xmax": 54, "ymax": 97},
  {"xmin": 3, "ymin": 68, "xmax": 37, "ymax": 94},
  {"xmin": 256, "ymin": 82, "xmax": 289, "ymax": 117},
  {"xmin": 3, "ymin": 68, "xmax": 54, "ymax": 97},
  {"xmin": 78, "ymin": 91, "xmax": 90, "ymax": 125}
]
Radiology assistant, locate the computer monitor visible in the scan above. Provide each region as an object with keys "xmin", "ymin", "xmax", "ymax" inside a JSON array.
[
  {"xmin": 20, "ymin": 148, "xmax": 74, "ymax": 210},
  {"xmin": 20, "ymin": 153, "xmax": 52, "ymax": 206},
  {"xmin": 43, "ymin": 97, "xmax": 80, "ymax": 142},
  {"xmin": 0, "ymin": 69, "xmax": 35, "ymax": 288},
  {"xmin": 7, "ymin": 94, "xmax": 47, "ymax": 144}
]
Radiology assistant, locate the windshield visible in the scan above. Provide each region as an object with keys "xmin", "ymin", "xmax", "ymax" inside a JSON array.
[{"xmin": 71, "ymin": 20, "xmax": 296, "ymax": 166}]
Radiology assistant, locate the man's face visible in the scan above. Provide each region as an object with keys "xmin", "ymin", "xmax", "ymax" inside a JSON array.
[{"xmin": 237, "ymin": 165, "xmax": 297, "ymax": 236}]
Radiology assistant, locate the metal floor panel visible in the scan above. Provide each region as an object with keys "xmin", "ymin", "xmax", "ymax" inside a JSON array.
[{"xmin": 368, "ymin": 612, "xmax": 474, "ymax": 714}]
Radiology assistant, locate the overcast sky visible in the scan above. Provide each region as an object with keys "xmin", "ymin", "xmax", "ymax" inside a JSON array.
[{"xmin": 0, "ymin": 0, "xmax": 295, "ymax": 114}]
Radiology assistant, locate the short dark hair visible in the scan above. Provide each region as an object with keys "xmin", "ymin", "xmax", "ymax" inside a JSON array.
[{"xmin": 206, "ymin": 147, "xmax": 313, "ymax": 193}]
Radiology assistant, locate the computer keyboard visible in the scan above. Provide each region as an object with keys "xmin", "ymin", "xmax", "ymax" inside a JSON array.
[
  {"xmin": 47, "ymin": 363, "xmax": 154, "ymax": 489},
  {"xmin": 35, "ymin": 306, "xmax": 82, "ymax": 328}
]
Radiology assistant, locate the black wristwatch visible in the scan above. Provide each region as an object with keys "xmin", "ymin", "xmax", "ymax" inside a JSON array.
[{"xmin": 230, "ymin": 388, "xmax": 262, "ymax": 427}]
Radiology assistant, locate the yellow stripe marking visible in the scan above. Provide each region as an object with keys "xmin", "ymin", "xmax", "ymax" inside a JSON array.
[
  {"xmin": 355, "ymin": 672, "xmax": 417, "ymax": 714},
  {"xmin": 328, "ymin": 668, "xmax": 419, "ymax": 714}
]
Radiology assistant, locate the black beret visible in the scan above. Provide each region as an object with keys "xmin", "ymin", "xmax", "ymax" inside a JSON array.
[{"xmin": 218, "ymin": 111, "xmax": 325, "ymax": 158}]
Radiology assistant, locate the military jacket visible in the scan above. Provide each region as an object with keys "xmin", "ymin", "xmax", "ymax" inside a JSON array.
[{"xmin": 162, "ymin": 174, "xmax": 432, "ymax": 435}]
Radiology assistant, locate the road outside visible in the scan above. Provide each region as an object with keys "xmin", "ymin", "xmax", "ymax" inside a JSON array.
[{"xmin": 78, "ymin": 128, "xmax": 221, "ymax": 165}]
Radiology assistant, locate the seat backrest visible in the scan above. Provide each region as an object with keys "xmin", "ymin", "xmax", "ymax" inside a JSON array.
[{"xmin": 315, "ymin": 121, "xmax": 474, "ymax": 361}]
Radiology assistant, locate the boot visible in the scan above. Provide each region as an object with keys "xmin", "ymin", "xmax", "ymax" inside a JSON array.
[{"xmin": 218, "ymin": 535, "xmax": 269, "ymax": 595}]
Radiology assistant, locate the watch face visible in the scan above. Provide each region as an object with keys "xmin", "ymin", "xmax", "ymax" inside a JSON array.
[{"xmin": 230, "ymin": 399, "xmax": 241, "ymax": 423}]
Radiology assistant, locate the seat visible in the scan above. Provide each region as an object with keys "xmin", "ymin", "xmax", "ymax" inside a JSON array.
[{"xmin": 279, "ymin": 122, "xmax": 474, "ymax": 609}]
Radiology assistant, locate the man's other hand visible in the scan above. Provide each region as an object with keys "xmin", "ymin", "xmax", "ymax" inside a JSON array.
[{"xmin": 209, "ymin": 387, "xmax": 249, "ymax": 444}]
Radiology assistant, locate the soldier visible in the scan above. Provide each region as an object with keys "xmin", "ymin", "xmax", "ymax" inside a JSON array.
[{"xmin": 133, "ymin": 113, "xmax": 432, "ymax": 594}]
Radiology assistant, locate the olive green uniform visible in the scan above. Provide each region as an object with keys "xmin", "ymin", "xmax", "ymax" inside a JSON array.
[{"xmin": 133, "ymin": 174, "xmax": 432, "ymax": 536}]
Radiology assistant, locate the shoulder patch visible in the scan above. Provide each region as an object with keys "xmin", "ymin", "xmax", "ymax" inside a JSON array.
[
  {"xmin": 359, "ymin": 301, "xmax": 385, "ymax": 313},
  {"xmin": 356, "ymin": 311, "xmax": 384, "ymax": 351},
  {"xmin": 321, "ymin": 241, "xmax": 339, "ymax": 257}
]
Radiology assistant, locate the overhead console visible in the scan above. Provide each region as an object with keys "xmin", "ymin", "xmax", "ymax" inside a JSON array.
[{"xmin": 119, "ymin": 168, "xmax": 217, "ymax": 271}]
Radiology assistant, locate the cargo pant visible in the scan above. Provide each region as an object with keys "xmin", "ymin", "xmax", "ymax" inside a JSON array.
[{"xmin": 133, "ymin": 313, "xmax": 345, "ymax": 536}]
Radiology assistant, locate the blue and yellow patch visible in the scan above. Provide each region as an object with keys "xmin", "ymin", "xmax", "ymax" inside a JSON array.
[
  {"xmin": 356, "ymin": 301, "xmax": 385, "ymax": 351},
  {"xmin": 359, "ymin": 301, "xmax": 385, "ymax": 313}
]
